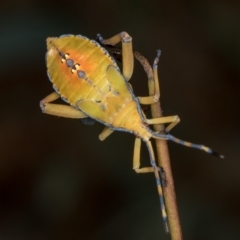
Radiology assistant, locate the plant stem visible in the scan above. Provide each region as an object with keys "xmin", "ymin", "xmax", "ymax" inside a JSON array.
[{"xmin": 134, "ymin": 51, "xmax": 183, "ymax": 240}]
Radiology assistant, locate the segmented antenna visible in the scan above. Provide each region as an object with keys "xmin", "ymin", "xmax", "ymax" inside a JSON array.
[
  {"xmin": 167, "ymin": 134, "xmax": 224, "ymax": 158},
  {"xmin": 152, "ymin": 132, "xmax": 224, "ymax": 158}
]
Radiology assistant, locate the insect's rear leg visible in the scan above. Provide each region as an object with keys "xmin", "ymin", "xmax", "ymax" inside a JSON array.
[
  {"xmin": 40, "ymin": 92, "xmax": 87, "ymax": 119},
  {"xmin": 133, "ymin": 137, "xmax": 158, "ymax": 173},
  {"xmin": 132, "ymin": 137, "xmax": 166, "ymax": 186}
]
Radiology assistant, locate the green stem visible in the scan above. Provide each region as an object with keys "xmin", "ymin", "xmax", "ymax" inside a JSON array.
[{"xmin": 134, "ymin": 51, "xmax": 183, "ymax": 240}]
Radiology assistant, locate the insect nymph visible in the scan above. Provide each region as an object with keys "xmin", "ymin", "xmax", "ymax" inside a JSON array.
[{"xmin": 40, "ymin": 32, "xmax": 223, "ymax": 232}]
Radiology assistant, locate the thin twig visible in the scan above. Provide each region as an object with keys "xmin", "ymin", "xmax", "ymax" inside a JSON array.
[{"xmin": 134, "ymin": 51, "xmax": 183, "ymax": 240}]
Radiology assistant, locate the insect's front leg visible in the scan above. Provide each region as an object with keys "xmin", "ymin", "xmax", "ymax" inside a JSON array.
[{"xmin": 40, "ymin": 92, "xmax": 87, "ymax": 119}]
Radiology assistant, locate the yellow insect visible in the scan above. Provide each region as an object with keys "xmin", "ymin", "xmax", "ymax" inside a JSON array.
[{"xmin": 40, "ymin": 32, "xmax": 223, "ymax": 232}]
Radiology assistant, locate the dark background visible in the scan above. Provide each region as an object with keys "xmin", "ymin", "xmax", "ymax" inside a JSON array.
[{"xmin": 0, "ymin": 1, "xmax": 239, "ymax": 239}]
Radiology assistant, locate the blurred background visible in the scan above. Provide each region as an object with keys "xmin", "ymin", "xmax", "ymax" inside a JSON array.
[{"xmin": 0, "ymin": 0, "xmax": 239, "ymax": 239}]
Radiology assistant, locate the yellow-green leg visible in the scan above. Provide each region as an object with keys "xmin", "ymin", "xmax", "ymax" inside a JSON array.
[
  {"xmin": 137, "ymin": 50, "xmax": 162, "ymax": 105},
  {"xmin": 99, "ymin": 126, "xmax": 114, "ymax": 141},
  {"xmin": 146, "ymin": 115, "xmax": 180, "ymax": 132},
  {"xmin": 133, "ymin": 137, "xmax": 160, "ymax": 173},
  {"xmin": 40, "ymin": 92, "xmax": 87, "ymax": 119}
]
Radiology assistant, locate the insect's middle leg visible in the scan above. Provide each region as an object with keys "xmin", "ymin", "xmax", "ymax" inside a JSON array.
[{"xmin": 40, "ymin": 92, "xmax": 87, "ymax": 119}]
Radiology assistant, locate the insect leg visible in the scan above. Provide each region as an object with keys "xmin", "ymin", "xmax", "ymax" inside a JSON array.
[
  {"xmin": 102, "ymin": 31, "xmax": 133, "ymax": 81},
  {"xmin": 99, "ymin": 127, "xmax": 114, "ymax": 141},
  {"xmin": 145, "ymin": 140, "xmax": 169, "ymax": 233},
  {"xmin": 133, "ymin": 138, "xmax": 166, "ymax": 174},
  {"xmin": 146, "ymin": 115, "xmax": 181, "ymax": 132},
  {"xmin": 135, "ymin": 50, "xmax": 162, "ymax": 105},
  {"xmin": 40, "ymin": 91, "xmax": 60, "ymax": 102},
  {"xmin": 133, "ymin": 137, "xmax": 156, "ymax": 173},
  {"xmin": 137, "ymin": 96, "xmax": 159, "ymax": 105},
  {"xmin": 40, "ymin": 92, "xmax": 87, "ymax": 119}
]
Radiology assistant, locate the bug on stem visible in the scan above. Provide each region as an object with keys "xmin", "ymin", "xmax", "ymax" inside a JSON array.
[{"xmin": 40, "ymin": 32, "xmax": 223, "ymax": 233}]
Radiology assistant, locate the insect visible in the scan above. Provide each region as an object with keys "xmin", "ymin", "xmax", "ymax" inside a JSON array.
[{"xmin": 40, "ymin": 32, "xmax": 223, "ymax": 233}]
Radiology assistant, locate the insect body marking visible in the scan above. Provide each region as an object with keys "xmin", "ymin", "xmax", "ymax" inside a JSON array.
[
  {"xmin": 77, "ymin": 70, "xmax": 86, "ymax": 79},
  {"xmin": 58, "ymin": 48, "xmax": 105, "ymax": 100},
  {"xmin": 66, "ymin": 59, "xmax": 74, "ymax": 68},
  {"xmin": 71, "ymin": 63, "xmax": 80, "ymax": 74}
]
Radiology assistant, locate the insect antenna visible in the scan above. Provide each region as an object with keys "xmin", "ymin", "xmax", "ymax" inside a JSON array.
[
  {"xmin": 151, "ymin": 131, "xmax": 224, "ymax": 158},
  {"xmin": 145, "ymin": 141, "xmax": 169, "ymax": 233}
]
